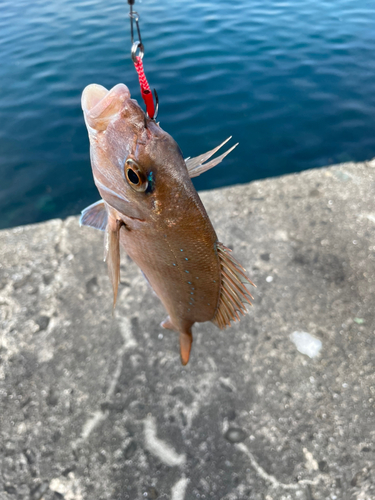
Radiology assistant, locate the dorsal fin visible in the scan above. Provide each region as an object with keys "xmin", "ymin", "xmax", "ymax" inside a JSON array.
[
  {"xmin": 80, "ymin": 200, "xmax": 108, "ymax": 231},
  {"xmin": 212, "ymin": 243, "xmax": 256, "ymax": 329},
  {"xmin": 185, "ymin": 137, "xmax": 238, "ymax": 178}
]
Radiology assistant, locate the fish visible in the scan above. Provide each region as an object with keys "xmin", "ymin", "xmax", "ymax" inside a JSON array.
[{"xmin": 80, "ymin": 82, "xmax": 255, "ymax": 365}]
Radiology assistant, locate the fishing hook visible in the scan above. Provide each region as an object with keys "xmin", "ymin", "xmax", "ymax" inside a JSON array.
[{"xmin": 151, "ymin": 89, "xmax": 159, "ymax": 121}]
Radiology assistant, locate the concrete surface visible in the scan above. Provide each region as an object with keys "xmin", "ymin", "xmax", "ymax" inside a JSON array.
[{"xmin": 0, "ymin": 160, "xmax": 375, "ymax": 500}]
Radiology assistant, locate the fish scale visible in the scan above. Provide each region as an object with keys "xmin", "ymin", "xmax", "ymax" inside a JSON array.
[{"xmin": 120, "ymin": 201, "xmax": 220, "ymax": 328}]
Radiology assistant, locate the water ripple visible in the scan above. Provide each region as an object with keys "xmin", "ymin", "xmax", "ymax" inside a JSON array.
[{"xmin": 1, "ymin": 0, "xmax": 375, "ymax": 227}]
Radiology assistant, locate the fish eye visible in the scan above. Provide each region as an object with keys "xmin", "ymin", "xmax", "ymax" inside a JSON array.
[
  {"xmin": 125, "ymin": 159, "xmax": 148, "ymax": 192},
  {"xmin": 127, "ymin": 168, "xmax": 139, "ymax": 184}
]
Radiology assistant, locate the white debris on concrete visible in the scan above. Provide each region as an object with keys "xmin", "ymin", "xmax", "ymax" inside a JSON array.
[
  {"xmin": 303, "ymin": 447, "xmax": 319, "ymax": 471},
  {"xmin": 117, "ymin": 316, "xmax": 138, "ymax": 350},
  {"xmin": 144, "ymin": 415, "xmax": 186, "ymax": 467},
  {"xmin": 171, "ymin": 476, "xmax": 189, "ymax": 500},
  {"xmin": 49, "ymin": 473, "xmax": 84, "ymax": 500},
  {"xmin": 80, "ymin": 410, "xmax": 108, "ymax": 441},
  {"xmin": 290, "ymin": 331, "xmax": 322, "ymax": 358}
]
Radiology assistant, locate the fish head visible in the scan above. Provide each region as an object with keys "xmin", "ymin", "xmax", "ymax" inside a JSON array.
[{"xmin": 82, "ymin": 83, "xmax": 191, "ymax": 223}]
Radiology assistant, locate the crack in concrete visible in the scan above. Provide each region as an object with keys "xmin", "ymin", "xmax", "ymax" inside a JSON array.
[
  {"xmin": 183, "ymin": 360, "xmax": 217, "ymax": 429},
  {"xmin": 236, "ymin": 442, "xmax": 326, "ymax": 492},
  {"xmin": 144, "ymin": 415, "xmax": 186, "ymax": 467},
  {"xmin": 72, "ymin": 316, "xmax": 137, "ymax": 448}
]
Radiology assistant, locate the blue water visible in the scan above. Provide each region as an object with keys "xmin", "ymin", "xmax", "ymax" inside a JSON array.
[{"xmin": 1, "ymin": 0, "xmax": 375, "ymax": 229}]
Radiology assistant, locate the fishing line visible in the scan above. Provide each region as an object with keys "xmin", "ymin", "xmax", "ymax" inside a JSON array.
[{"xmin": 127, "ymin": 0, "xmax": 158, "ymax": 119}]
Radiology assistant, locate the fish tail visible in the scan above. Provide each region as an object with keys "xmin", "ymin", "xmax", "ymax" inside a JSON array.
[
  {"xmin": 179, "ymin": 330, "xmax": 193, "ymax": 366},
  {"xmin": 161, "ymin": 318, "xmax": 193, "ymax": 365}
]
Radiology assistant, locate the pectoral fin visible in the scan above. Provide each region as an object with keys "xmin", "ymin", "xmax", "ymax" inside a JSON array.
[
  {"xmin": 185, "ymin": 137, "xmax": 238, "ymax": 178},
  {"xmin": 80, "ymin": 199, "xmax": 108, "ymax": 231},
  {"xmin": 104, "ymin": 217, "xmax": 122, "ymax": 309},
  {"xmin": 179, "ymin": 330, "xmax": 193, "ymax": 366}
]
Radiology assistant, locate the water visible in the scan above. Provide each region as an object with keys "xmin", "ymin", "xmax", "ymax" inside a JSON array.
[{"xmin": 1, "ymin": 0, "xmax": 375, "ymax": 229}]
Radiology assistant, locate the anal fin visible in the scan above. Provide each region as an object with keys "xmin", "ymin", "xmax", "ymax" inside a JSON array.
[{"xmin": 161, "ymin": 316, "xmax": 175, "ymax": 330}]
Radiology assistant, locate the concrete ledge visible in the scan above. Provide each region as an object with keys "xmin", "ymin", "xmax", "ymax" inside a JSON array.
[{"xmin": 1, "ymin": 161, "xmax": 374, "ymax": 500}]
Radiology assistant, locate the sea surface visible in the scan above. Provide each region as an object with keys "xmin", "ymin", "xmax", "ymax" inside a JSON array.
[{"xmin": 1, "ymin": 0, "xmax": 375, "ymax": 229}]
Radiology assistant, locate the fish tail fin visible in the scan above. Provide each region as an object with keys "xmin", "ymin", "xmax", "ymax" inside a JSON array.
[
  {"xmin": 179, "ymin": 330, "xmax": 193, "ymax": 366},
  {"xmin": 212, "ymin": 243, "xmax": 256, "ymax": 329},
  {"xmin": 161, "ymin": 318, "xmax": 193, "ymax": 365}
]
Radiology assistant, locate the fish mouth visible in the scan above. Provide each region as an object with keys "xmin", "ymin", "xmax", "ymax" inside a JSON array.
[
  {"xmin": 82, "ymin": 84, "xmax": 109, "ymax": 112},
  {"xmin": 82, "ymin": 83, "xmax": 131, "ymax": 131}
]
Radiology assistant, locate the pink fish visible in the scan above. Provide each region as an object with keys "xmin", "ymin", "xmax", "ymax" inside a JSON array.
[{"xmin": 80, "ymin": 83, "xmax": 255, "ymax": 364}]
